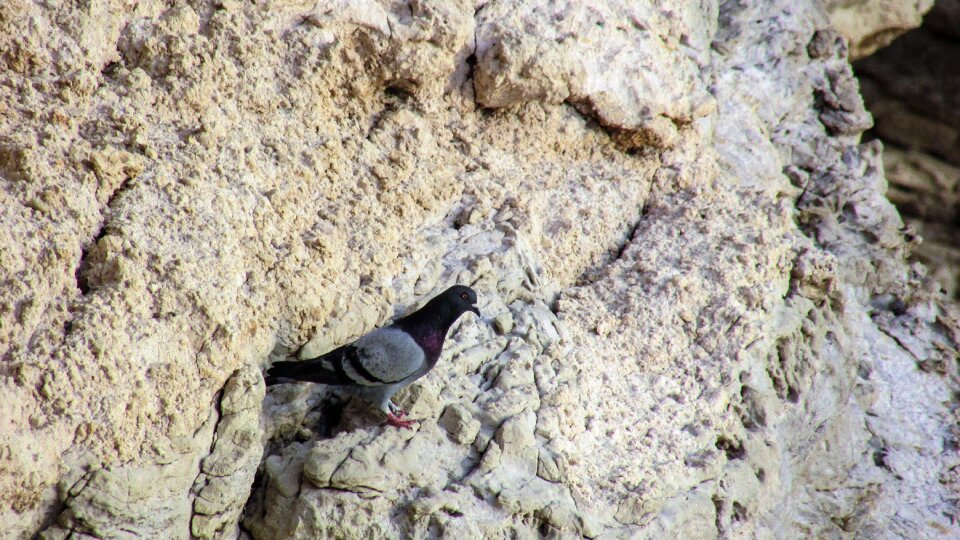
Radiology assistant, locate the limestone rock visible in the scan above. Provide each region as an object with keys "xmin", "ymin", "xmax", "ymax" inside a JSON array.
[
  {"xmin": 474, "ymin": 1, "xmax": 716, "ymax": 149},
  {"xmin": 825, "ymin": 0, "xmax": 933, "ymax": 59},
  {"xmin": 1, "ymin": 0, "xmax": 958, "ymax": 539},
  {"xmin": 439, "ymin": 403, "xmax": 481, "ymax": 445},
  {"xmin": 191, "ymin": 365, "xmax": 265, "ymax": 539}
]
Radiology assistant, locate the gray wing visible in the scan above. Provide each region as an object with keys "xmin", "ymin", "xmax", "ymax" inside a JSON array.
[{"xmin": 345, "ymin": 327, "xmax": 425, "ymax": 385}]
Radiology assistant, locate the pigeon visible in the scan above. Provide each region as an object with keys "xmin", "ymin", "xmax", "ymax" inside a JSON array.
[{"xmin": 266, "ymin": 285, "xmax": 480, "ymax": 428}]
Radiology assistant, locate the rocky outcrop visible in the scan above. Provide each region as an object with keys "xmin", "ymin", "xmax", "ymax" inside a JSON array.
[
  {"xmin": 855, "ymin": 1, "xmax": 960, "ymax": 300},
  {"xmin": 1, "ymin": 1, "xmax": 957, "ymax": 539},
  {"xmin": 880, "ymin": 147, "xmax": 960, "ymax": 299},
  {"xmin": 824, "ymin": 0, "xmax": 934, "ymax": 59}
]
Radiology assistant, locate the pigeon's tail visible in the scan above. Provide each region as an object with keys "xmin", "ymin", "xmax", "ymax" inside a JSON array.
[
  {"xmin": 265, "ymin": 357, "xmax": 344, "ymax": 386},
  {"xmin": 265, "ymin": 359, "xmax": 310, "ymax": 385},
  {"xmin": 263, "ymin": 375, "xmax": 296, "ymax": 386}
]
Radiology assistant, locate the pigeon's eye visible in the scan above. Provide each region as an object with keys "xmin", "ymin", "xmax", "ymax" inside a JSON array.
[{"xmin": 461, "ymin": 292, "xmax": 469, "ymax": 300}]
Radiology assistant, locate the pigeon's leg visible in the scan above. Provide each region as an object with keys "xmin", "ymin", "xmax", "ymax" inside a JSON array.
[
  {"xmin": 386, "ymin": 400, "xmax": 407, "ymax": 418},
  {"xmin": 380, "ymin": 399, "xmax": 417, "ymax": 429},
  {"xmin": 385, "ymin": 412, "xmax": 416, "ymax": 428}
]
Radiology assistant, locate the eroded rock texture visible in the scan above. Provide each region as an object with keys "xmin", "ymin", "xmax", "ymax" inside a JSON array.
[{"xmin": 1, "ymin": 1, "xmax": 957, "ymax": 539}]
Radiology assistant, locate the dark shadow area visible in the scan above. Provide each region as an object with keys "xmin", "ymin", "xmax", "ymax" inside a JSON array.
[{"xmin": 854, "ymin": 1, "xmax": 960, "ymax": 299}]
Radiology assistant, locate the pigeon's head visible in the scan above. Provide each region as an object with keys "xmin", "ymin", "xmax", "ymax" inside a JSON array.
[{"xmin": 442, "ymin": 285, "xmax": 481, "ymax": 318}]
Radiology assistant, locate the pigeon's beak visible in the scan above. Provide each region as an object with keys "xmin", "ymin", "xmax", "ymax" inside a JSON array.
[{"xmin": 470, "ymin": 304, "xmax": 480, "ymax": 317}]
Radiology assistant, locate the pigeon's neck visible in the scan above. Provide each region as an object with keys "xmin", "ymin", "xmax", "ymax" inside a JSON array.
[
  {"xmin": 404, "ymin": 326, "xmax": 446, "ymax": 362},
  {"xmin": 396, "ymin": 303, "xmax": 462, "ymax": 362}
]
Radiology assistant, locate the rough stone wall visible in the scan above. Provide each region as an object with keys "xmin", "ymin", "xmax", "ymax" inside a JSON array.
[{"xmin": 1, "ymin": 1, "xmax": 957, "ymax": 539}]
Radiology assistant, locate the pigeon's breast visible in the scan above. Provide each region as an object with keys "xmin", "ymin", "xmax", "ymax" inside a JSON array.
[{"xmin": 414, "ymin": 330, "xmax": 445, "ymax": 362}]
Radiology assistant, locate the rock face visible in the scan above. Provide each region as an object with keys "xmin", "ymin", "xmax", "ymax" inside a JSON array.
[{"xmin": 1, "ymin": 1, "xmax": 957, "ymax": 539}]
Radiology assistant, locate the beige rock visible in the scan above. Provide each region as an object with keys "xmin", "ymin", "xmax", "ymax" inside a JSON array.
[
  {"xmin": 191, "ymin": 365, "xmax": 264, "ymax": 539},
  {"xmin": 492, "ymin": 311, "xmax": 514, "ymax": 335},
  {"xmin": 474, "ymin": 1, "xmax": 715, "ymax": 149},
  {"xmin": 439, "ymin": 403, "xmax": 481, "ymax": 444},
  {"xmin": 0, "ymin": 0, "xmax": 957, "ymax": 539},
  {"xmin": 825, "ymin": 0, "xmax": 933, "ymax": 59}
]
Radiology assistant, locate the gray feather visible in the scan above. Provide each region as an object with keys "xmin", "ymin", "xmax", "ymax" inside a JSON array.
[{"xmin": 352, "ymin": 327, "xmax": 425, "ymax": 384}]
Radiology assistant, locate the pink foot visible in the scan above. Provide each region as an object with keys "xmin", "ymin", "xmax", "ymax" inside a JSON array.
[{"xmin": 385, "ymin": 412, "xmax": 417, "ymax": 429}]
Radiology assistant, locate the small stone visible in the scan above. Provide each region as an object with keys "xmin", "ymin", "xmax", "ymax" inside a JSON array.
[
  {"xmin": 439, "ymin": 403, "xmax": 481, "ymax": 445},
  {"xmin": 492, "ymin": 312, "xmax": 514, "ymax": 335},
  {"xmin": 467, "ymin": 207, "xmax": 484, "ymax": 225},
  {"xmin": 26, "ymin": 197, "xmax": 49, "ymax": 214}
]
